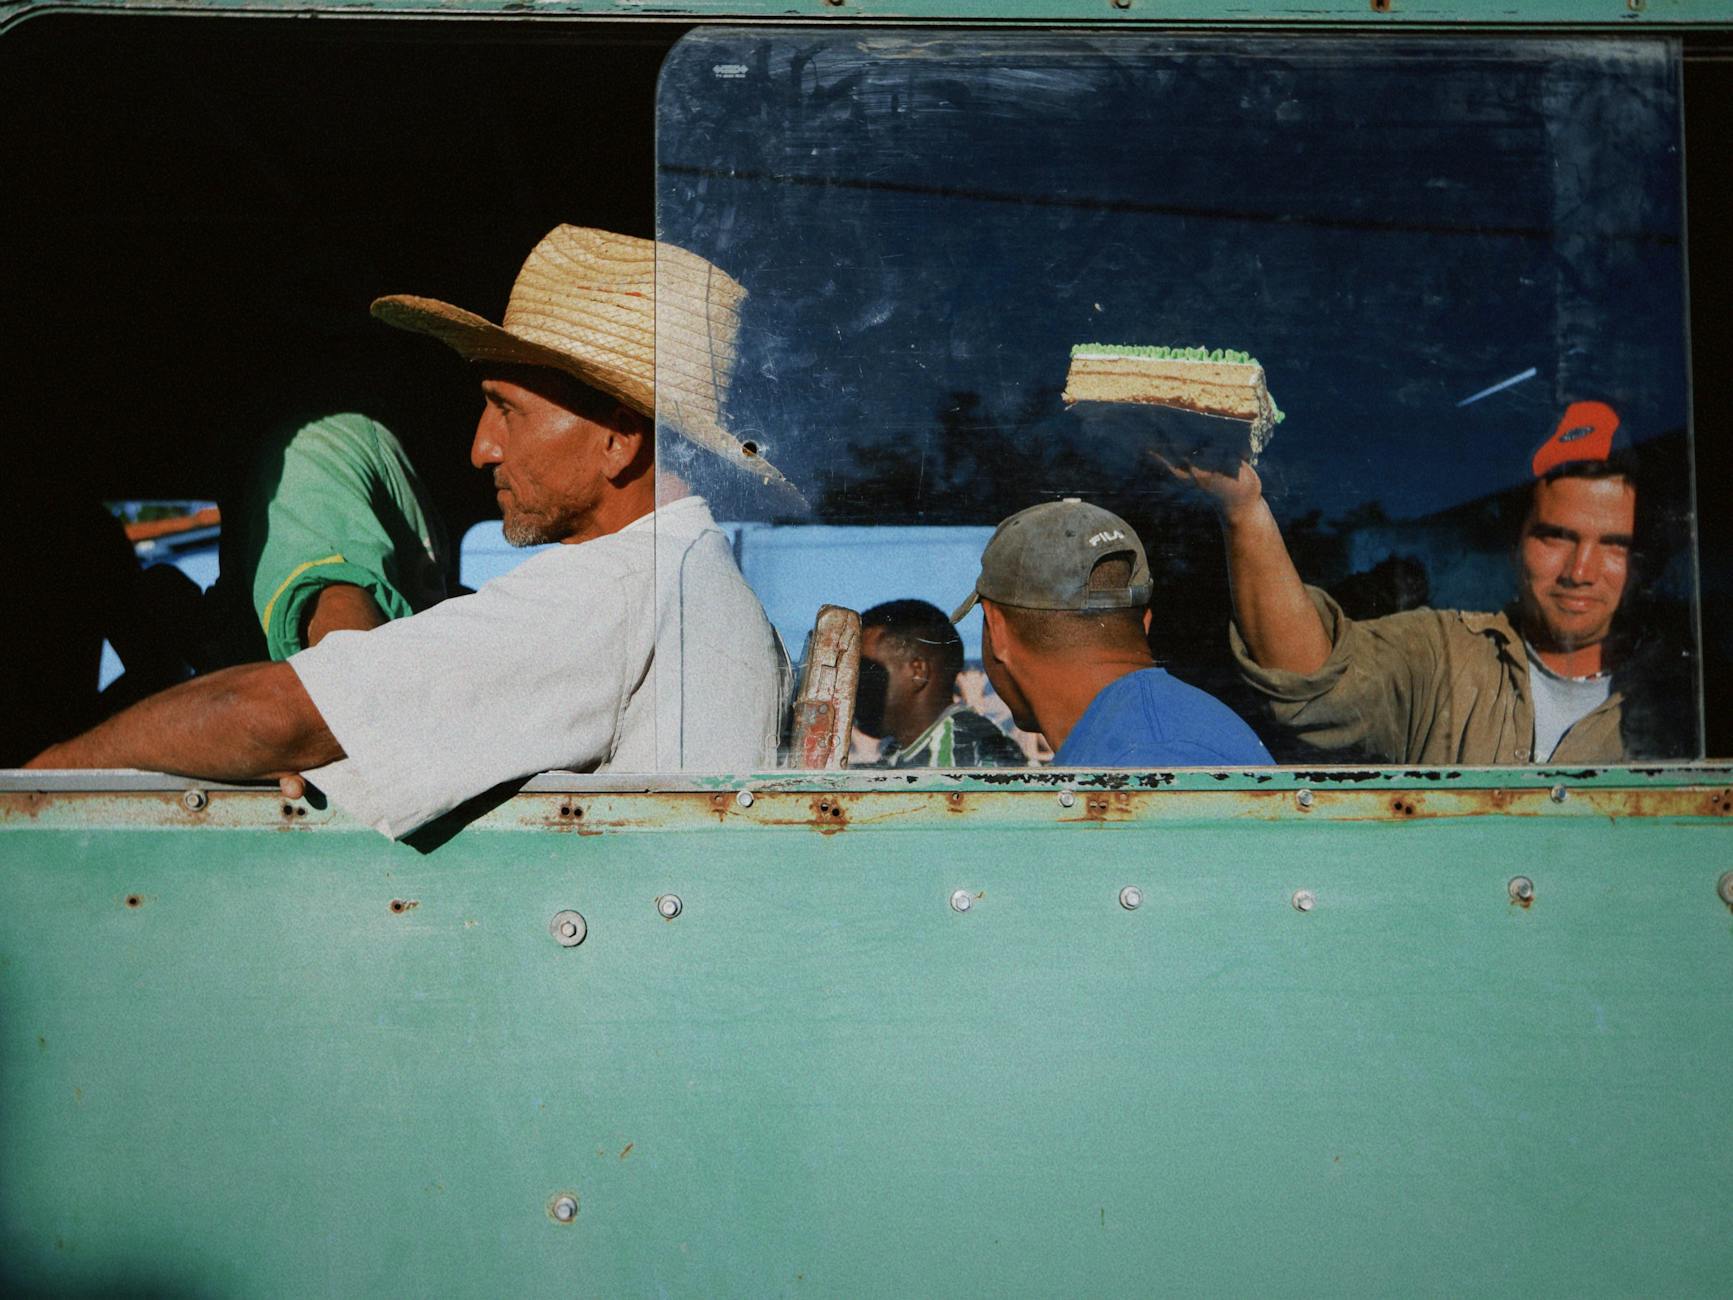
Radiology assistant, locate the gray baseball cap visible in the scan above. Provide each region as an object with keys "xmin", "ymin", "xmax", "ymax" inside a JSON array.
[{"xmin": 951, "ymin": 498, "xmax": 1152, "ymax": 621}]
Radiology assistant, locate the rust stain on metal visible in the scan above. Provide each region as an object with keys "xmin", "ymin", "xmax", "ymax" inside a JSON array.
[
  {"xmin": 12, "ymin": 775, "xmax": 1733, "ymax": 834},
  {"xmin": 279, "ymin": 801, "xmax": 309, "ymax": 822},
  {"xmin": 1596, "ymin": 787, "xmax": 1733, "ymax": 820},
  {"xmin": 548, "ymin": 800, "xmax": 599, "ymax": 835},
  {"xmin": 790, "ymin": 605, "xmax": 862, "ymax": 770},
  {"xmin": 123, "ymin": 893, "xmax": 142, "ymax": 909},
  {"xmin": 620, "ymin": 1142, "xmax": 634, "ymax": 1160},
  {"xmin": 388, "ymin": 898, "xmax": 419, "ymax": 914},
  {"xmin": 809, "ymin": 794, "xmax": 850, "ymax": 832},
  {"xmin": 1081, "ymin": 791, "xmax": 1133, "ymax": 822},
  {"xmin": 4, "ymin": 788, "xmax": 196, "ymax": 822}
]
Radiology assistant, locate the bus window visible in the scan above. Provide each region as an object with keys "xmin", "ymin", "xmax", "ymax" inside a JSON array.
[{"xmin": 654, "ymin": 30, "xmax": 1698, "ymax": 770}]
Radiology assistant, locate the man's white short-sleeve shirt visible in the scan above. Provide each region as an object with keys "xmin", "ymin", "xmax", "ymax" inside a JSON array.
[{"xmin": 291, "ymin": 496, "xmax": 783, "ymax": 838}]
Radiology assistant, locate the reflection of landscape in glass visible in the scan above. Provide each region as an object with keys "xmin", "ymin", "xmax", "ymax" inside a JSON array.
[{"xmin": 656, "ymin": 32, "xmax": 1695, "ymax": 754}]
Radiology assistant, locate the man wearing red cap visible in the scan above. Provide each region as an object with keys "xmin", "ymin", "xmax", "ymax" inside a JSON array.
[{"xmin": 1173, "ymin": 403, "xmax": 1691, "ymax": 764}]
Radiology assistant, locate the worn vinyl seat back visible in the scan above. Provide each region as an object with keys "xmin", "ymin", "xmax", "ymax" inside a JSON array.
[{"xmin": 784, "ymin": 604, "xmax": 861, "ymax": 769}]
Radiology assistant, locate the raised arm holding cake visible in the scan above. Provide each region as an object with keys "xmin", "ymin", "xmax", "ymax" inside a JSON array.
[
  {"xmin": 1160, "ymin": 455, "xmax": 1331, "ymax": 676},
  {"xmin": 1066, "ymin": 346, "xmax": 1691, "ymax": 762},
  {"xmin": 1060, "ymin": 343, "xmax": 1328, "ymax": 675}
]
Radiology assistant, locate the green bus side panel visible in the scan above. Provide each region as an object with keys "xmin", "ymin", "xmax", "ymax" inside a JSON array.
[{"xmin": 2, "ymin": 807, "xmax": 1729, "ymax": 1295}]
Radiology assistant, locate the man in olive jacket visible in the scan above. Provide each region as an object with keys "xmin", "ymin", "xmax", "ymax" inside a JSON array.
[{"xmin": 1170, "ymin": 404, "xmax": 1693, "ymax": 764}]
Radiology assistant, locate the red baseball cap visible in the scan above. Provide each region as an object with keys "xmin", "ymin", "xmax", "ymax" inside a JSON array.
[{"xmin": 1531, "ymin": 400, "xmax": 1621, "ymax": 478}]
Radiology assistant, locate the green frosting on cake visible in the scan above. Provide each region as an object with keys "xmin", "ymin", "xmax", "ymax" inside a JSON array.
[{"xmin": 1071, "ymin": 342, "xmax": 1259, "ymax": 366}]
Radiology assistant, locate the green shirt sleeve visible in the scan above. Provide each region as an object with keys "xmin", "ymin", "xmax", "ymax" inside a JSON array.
[{"xmin": 247, "ymin": 413, "xmax": 448, "ymax": 660}]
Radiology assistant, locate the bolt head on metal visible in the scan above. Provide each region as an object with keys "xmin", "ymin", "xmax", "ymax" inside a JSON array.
[
  {"xmin": 1291, "ymin": 889, "xmax": 1316, "ymax": 913},
  {"xmin": 551, "ymin": 1195, "xmax": 577, "ymax": 1223},
  {"xmin": 1549, "ymin": 784, "xmax": 1568, "ymax": 804},
  {"xmin": 950, "ymin": 889, "xmax": 974, "ymax": 914},
  {"xmin": 736, "ymin": 789, "xmax": 755, "ymax": 808},
  {"xmin": 1059, "ymin": 790, "xmax": 1077, "ymax": 809},
  {"xmin": 1296, "ymin": 789, "xmax": 1314, "ymax": 810},
  {"xmin": 1509, "ymin": 875, "xmax": 1535, "ymax": 903},
  {"xmin": 1717, "ymin": 871, "xmax": 1733, "ymax": 907},
  {"xmin": 549, "ymin": 910, "xmax": 587, "ymax": 947},
  {"xmin": 181, "ymin": 789, "xmax": 208, "ymax": 812},
  {"xmin": 1119, "ymin": 886, "xmax": 1144, "ymax": 911},
  {"xmin": 657, "ymin": 894, "xmax": 683, "ymax": 920}
]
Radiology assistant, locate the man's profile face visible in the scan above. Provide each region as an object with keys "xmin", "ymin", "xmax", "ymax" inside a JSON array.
[
  {"xmin": 1515, "ymin": 474, "xmax": 1636, "ymax": 653},
  {"xmin": 472, "ymin": 368, "xmax": 615, "ymax": 547}
]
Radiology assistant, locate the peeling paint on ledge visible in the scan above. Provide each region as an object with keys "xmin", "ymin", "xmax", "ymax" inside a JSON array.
[{"xmin": 6, "ymin": 775, "xmax": 1733, "ymax": 833}]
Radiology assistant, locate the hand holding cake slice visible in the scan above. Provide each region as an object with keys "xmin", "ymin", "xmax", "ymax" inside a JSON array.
[{"xmin": 1063, "ymin": 344, "xmax": 1284, "ymax": 467}]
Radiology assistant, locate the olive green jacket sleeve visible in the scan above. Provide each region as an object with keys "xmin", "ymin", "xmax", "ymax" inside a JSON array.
[
  {"xmin": 1228, "ymin": 585, "xmax": 1454, "ymax": 763},
  {"xmin": 1229, "ymin": 587, "xmax": 1696, "ymax": 765}
]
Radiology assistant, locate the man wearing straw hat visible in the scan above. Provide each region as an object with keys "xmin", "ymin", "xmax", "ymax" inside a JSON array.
[{"xmin": 29, "ymin": 226, "xmax": 790, "ymax": 839}]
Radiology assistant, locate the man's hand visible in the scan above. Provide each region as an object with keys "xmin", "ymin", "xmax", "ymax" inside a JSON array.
[
  {"xmin": 1153, "ymin": 450, "xmax": 1265, "ymax": 519},
  {"xmin": 1153, "ymin": 449, "xmax": 1332, "ymax": 676}
]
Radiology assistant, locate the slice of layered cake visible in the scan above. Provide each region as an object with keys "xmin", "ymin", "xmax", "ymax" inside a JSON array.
[{"xmin": 1063, "ymin": 344, "xmax": 1283, "ymax": 467}]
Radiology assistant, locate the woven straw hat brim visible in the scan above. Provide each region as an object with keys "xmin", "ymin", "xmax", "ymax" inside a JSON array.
[
  {"xmin": 372, "ymin": 295, "xmax": 650, "ymax": 414},
  {"xmin": 371, "ymin": 292, "xmax": 802, "ymax": 504}
]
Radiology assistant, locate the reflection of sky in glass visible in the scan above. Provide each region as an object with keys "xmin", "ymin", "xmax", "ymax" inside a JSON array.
[
  {"xmin": 657, "ymin": 34, "xmax": 1685, "ymax": 526},
  {"xmin": 465, "ymin": 520, "xmax": 996, "ymax": 660}
]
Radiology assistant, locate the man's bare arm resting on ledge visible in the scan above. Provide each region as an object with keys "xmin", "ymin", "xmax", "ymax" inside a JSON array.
[{"xmin": 25, "ymin": 661, "xmax": 342, "ymax": 780}]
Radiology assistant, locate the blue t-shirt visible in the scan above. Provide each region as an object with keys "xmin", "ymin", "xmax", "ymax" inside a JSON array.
[{"xmin": 1055, "ymin": 668, "xmax": 1274, "ymax": 767}]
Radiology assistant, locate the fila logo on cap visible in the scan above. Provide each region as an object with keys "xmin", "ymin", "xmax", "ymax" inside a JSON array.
[{"xmin": 1087, "ymin": 529, "xmax": 1126, "ymax": 548}]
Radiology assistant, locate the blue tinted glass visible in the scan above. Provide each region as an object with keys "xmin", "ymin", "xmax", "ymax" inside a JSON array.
[{"xmin": 656, "ymin": 31, "xmax": 1697, "ymax": 766}]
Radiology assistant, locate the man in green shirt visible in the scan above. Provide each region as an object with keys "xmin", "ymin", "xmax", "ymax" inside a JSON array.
[{"xmin": 205, "ymin": 412, "xmax": 451, "ymax": 665}]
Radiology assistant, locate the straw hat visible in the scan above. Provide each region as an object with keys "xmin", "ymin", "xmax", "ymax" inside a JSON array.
[{"xmin": 371, "ymin": 225, "xmax": 794, "ymax": 494}]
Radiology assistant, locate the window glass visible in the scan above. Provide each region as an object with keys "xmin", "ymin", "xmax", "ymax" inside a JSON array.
[{"xmin": 655, "ymin": 30, "xmax": 1698, "ymax": 769}]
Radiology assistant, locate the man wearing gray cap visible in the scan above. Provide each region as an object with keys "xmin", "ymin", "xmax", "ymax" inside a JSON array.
[{"xmin": 954, "ymin": 500, "xmax": 1272, "ymax": 767}]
